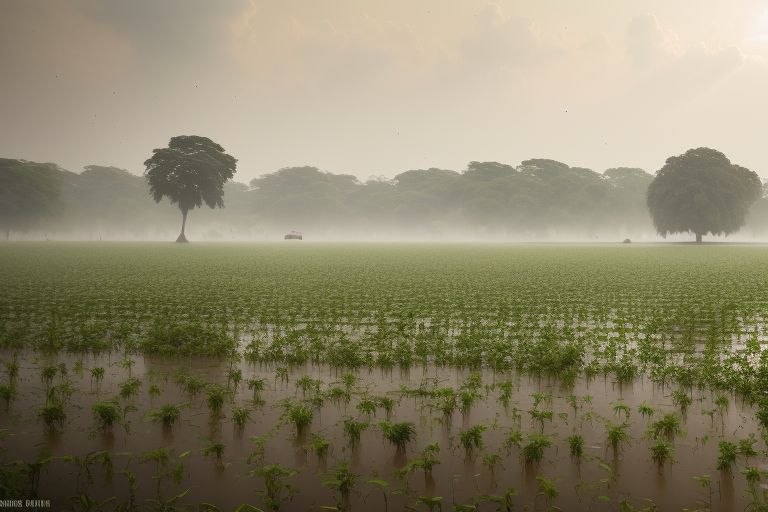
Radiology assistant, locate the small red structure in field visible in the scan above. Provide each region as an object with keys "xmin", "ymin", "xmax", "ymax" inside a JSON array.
[{"xmin": 284, "ymin": 231, "xmax": 303, "ymax": 240}]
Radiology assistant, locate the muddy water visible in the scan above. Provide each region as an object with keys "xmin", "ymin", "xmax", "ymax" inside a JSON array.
[{"xmin": 0, "ymin": 350, "xmax": 763, "ymax": 511}]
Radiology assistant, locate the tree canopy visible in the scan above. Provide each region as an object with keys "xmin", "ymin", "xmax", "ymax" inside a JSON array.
[
  {"xmin": 0, "ymin": 158, "xmax": 62, "ymax": 239},
  {"xmin": 646, "ymin": 148, "xmax": 762, "ymax": 242},
  {"xmin": 144, "ymin": 135, "xmax": 237, "ymax": 242}
]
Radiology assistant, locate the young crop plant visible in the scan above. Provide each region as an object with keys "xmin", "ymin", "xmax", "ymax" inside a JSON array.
[
  {"xmin": 251, "ymin": 464, "xmax": 297, "ymax": 511},
  {"xmin": 148, "ymin": 404, "xmax": 182, "ymax": 430},
  {"xmin": 228, "ymin": 368, "xmax": 243, "ymax": 390},
  {"xmin": 282, "ymin": 400, "xmax": 313, "ymax": 435},
  {"xmin": 307, "ymin": 434, "xmax": 331, "ymax": 460},
  {"xmin": 606, "ymin": 422, "xmax": 629, "ymax": 456},
  {"xmin": 92, "ymin": 400, "xmax": 122, "ymax": 432},
  {"xmin": 717, "ymin": 440, "xmax": 738, "ymax": 473},
  {"xmin": 459, "ymin": 425, "xmax": 487, "ymax": 457},
  {"xmin": 672, "ymin": 390, "xmax": 692, "ymax": 414},
  {"xmin": 522, "ymin": 434, "xmax": 552, "ymax": 465},
  {"xmin": 202, "ymin": 439, "xmax": 226, "ymax": 468},
  {"xmin": 322, "ymin": 462, "xmax": 357, "ymax": 512},
  {"xmin": 232, "ymin": 406, "xmax": 250, "ymax": 431},
  {"xmin": 650, "ymin": 440, "xmax": 674, "ymax": 470},
  {"xmin": 39, "ymin": 401, "xmax": 66, "ymax": 431},
  {"xmin": 343, "ymin": 419, "xmax": 369, "ymax": 446},
  {"xmin": 638, "ymin": 404, "xmax": 655, "ymax": 419},
  {"xmin": 380, "ymin": 421, "xmax": 416, "ymax": 452},
  {"xmin": 535, "ymin": 475, "xmax": 559, "ymax": 511},
  {"xmin": 247, "ymin": 377, "xmax": 266, "ymax": 398},
  {"xmin": 649, "ymin": 414, "xmax": 682, "ymax": 441},
  {"xmin": 482, "ymin": 452, "xmax": 503, "ymax": 480},
  {"xmin": 567, "ymin": 434, "xmax": 584, "ymax": 459},
  {"xmin": 206, "ymin": 385, "xmax": 229, "ymax": 414}
]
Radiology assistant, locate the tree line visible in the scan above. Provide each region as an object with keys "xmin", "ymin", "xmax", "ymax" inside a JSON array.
[{"xmin": 1, "ymin": 136, "xmax": 765, "ymax": 242}]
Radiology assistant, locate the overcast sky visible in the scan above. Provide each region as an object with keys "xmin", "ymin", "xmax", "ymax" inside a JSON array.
[{"xmin": 2, "ymin": 0, "xmax": 767, "ymax": 182}]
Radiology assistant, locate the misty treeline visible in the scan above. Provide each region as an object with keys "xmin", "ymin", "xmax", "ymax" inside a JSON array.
[{"xmin": 3, "ymin": 157, "xmax": 768, "ymax": 240}]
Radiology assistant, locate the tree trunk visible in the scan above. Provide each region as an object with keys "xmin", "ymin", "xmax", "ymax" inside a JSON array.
[
  {"xmin": 176, "ymin": 209, "xmax": 189, "ymax": 243},
  {"xmin": 695, "ymin": 232, "xmax": 702, "ymax": 243}
]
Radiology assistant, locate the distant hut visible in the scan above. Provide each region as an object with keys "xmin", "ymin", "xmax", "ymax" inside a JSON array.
[{"xmin": 284, "ymin": 230, "xmax": 303, "ymax": 240}]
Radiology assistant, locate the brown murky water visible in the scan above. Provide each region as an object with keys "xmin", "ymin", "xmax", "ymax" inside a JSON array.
[{"xmin": 0, "ymin": 350, "xmax": 763, "ymax": 511}]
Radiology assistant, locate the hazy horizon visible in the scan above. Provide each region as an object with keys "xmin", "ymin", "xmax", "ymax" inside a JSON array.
[{"xmin": 2, "ymin": 0, "xmax": 768, "ymax": 181}]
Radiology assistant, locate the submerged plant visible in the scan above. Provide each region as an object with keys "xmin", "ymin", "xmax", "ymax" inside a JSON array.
[
  {"xmin": 650, "ymin": 440, "xmax": 674, "ymax": 469},
  {"xmin": 148, "ymin": 404, "xmax": 182, "ymax": 430},
  {"xmin": 459, "ymin": 425, "xmax": 486, "ymax": 457},
  {"xmin": 717, "ymin": 440, "xmax": 738, "ymax": 473},
  {"xmin": 251, "ymin": 464, "xmax": 297, "ymax": 511},
  {"xmin": 567, "ymin": 434, "xmax": 584, "ymax": 459},
  {"xmin": 380, "ymin": 421, "xmax": 416, "ymax": 451},
  {"xmin": 322, "ymin": 462, "xmax": 357, "ymax": 512},
  {"xmin": 343, "ymin": 419, "xmax": 369, "ymax": 446},
  {"xmin": 92, "ymin": 400, "xmax": 121, "ymax": 432},
  {"xmin": 522, "ymin": 434, "xmax": 552, "ymax": 464}
]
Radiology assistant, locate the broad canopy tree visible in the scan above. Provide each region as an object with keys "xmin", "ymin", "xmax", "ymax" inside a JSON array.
[
  {"xmin": 647, "ymin": 148, "xmax": 761, "ymax": 243},
  {"xmin": 144, "ymin": 135, "xmax": 237, "ymax": 242}
]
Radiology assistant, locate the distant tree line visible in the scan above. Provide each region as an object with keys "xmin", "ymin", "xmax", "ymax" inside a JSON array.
[{"xmin": 1, "ymin": 143, "xmax": 765, "ymax": 241}]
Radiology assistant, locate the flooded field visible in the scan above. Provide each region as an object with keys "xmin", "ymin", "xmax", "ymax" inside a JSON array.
[
  {"xmin": 2, "ymin": 243, "xmax": 768, "ymax": 510},
  {"xmin": 1, "ymin": 351, "xmax": 763, "ymax": 511}
]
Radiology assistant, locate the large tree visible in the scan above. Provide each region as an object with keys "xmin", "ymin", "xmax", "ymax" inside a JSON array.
[
  {"xmin": 646, "ymin": 148, "xmax": 761, "ymax": 243},
  {"xmin": 0, "ymin": 159, "xmax": 62, "ymax": 240},
  {"xmin": 144, "ymin": 135, "xmax": 237, "ymax": 242}
]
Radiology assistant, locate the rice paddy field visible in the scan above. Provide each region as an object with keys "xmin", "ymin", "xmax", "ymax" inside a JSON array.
[{"xmin": 2, "ymin": 242, "xmax": 768, "ymax": 511}]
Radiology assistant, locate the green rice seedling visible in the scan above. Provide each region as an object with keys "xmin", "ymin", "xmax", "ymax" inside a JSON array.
[
  {"xmin": 459, "ymin": 425, "xmax": 487, "ymax": 457},
  {"xmin": 250, "ymin": 464, "xmax": 297, "ymax": 511},
  {"xmin": 459, "ymin": 389, "xmax": 482, "ymax": 415},
  {"xmin": 148, "ymin": 384, "xmax": 161, "ymax": 399},
  {"xmin": 499, "ymin": 381, "xmax": 515, "ymax": 405},
  {"xmin": 743, "ymin": 466, "xmax": 761, "ymax": 484},
  {"xmin": 247, "ymin": 436, "xmax": 267, "ymax": 465},
  {"xmin": 522, "ymin": 434, "xmax": 552, "ymax": 464},
  {"xmin": 717, "ymin": 440, "xmax": 738, "ymax": 473},
  {"xmin": 649, "ymin": 414, "xmax": 682, "ymax": 440},
  {"xmin": 341, "ymin": 373, "xmax": 357, "ymax": 391},
  {"xmin": 40, "ymin": 365, "xmax": 57, "ymax": 387},
  {"xmin": 503, "ymin": 430, "xmax": 524, "ymax": 454},
  {"xmin": 181, "ymin": 375, "xmax": 207, "ymax": 396},
  {"xmin": 307, "ymin": 434, "xmax": 330, "ymax": 460},
  {"xmin": 606, "ymin": 422, "xmax": 629, "ymax": 455},
  {"xmin": 73, "ymin": 360, "xmax": 84, "ymax": 377},
  {"xmin": 119, "ymin": 358, "xmax": 135, "ymax": 377},
  {"xmin": 567, "ymin": 434, "xmax": 584, "ymax": 459},
  {"xmin": 92, "ymin": 400, "xmax": 121, "ymax": 432},
  {"xmin": 357, "ymin": 396, "xmax": 378, "ymax": 416},
  {"xmin": 90, "ymin": 367, "xmax": 105, "ymax": 388},
  {"xmin": 295, "ymin": 376, "xmax": 320, "ymax": 396},
  {"xmin": 206, "ymin": 385, "xmax": 229, "ymax": 414},
  {"xmin": 148, "ymin": 404, "xmax": 182, "ymax": 430},
  {"xmin": 326, "ymin": 386, "xmax": 351, "ymax": 405},
  {"xmin": 612, "ymin": 402, "xmax": 631, "ymax": 419},
  {"xmin": 228, "ymin": 368, "xmax": 243, "ymax": 390},
  {"xmin": 247, "ymin": 377, "xmax": 266, "ymax": 398},
  {"xmin": 535, "ymin": 476, "xmax": 559, "ymax": 510},
  {"xmin": 118, "ymin": 377, "xmax": 141, "ymax": 399},
  {"xmin": 438, "ymin": 393, "xmax": 457, "ymax": 419},
  {"xmin": 282, "ymin": 400, "xmax": 313, "ymax": 434},
  {"xmin": 275, "ymin": 367, "xmax": 289, "ymax": 384},
  {"xmin": 380, "ymin": 421, "xmax": 416, "ymax": 452},
  {"xmin": 738, "ymin": 434, "xmax": 758, "ymax": 458},
  {"xmin": 529, "ymin": 409, "xmax": 553, "ymax": 432},
  {"xmin": 638, "ymin": 404, "xmax": 655, "ymax": 419},
  {"xmin": 322, "ymin": 462, "xmax": 356, "ymax": 512},
  {"xmin": 650, "ymin": 440, "xmax": 674, "ymax": 469},
  {"xmin": 233, "ymin": 406, "xmax": 250, "ymax": 430},
  {"xmin": 482, "ymin": 453, "xmax": 502, "ymax": 479},
  {"xmin": 672, "ymin": 390, "xmax": 692, "ymax": 414},
  {"xmin": 378, "ymin": 396, "xmax": 396, "ymax": 418},
  {"xmin": 343, "ymin": 419, "xmax": 369, "ymax": 446},
  {"xmin": 532, "ymin": 392, "xmax": 552, "ymax": 408},
  {"xmin": 39, "ymin": 401, "xmax": 66, "ymax": 431},
  {"xmin": 202, "ymin": 439, "xmax": 226, "ymax": 467}
]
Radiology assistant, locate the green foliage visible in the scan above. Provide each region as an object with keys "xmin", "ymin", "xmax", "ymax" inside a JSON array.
[
  {"xmin": 144, "ymin": 135, "xmax": 237, "ymax": 242},
  {"xmin": 647, "ymin": 147, "xmax": 761, "ymax": 242},
  {"xmin": 379, "ymin": 421, "xmax": 416, "ymax": 451}
]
